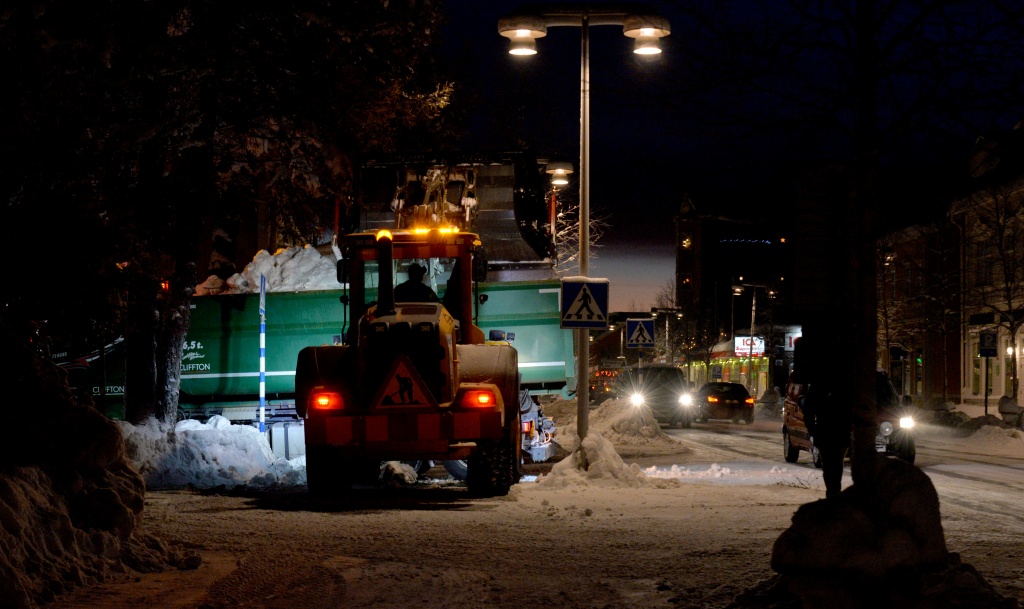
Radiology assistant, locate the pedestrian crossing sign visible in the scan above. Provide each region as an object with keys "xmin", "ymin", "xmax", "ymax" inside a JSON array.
[
  {"xmin": 560, "ymin": 278, "xmax": 610, "ymax": 329},
  {"xmin": 626, "ymin": 318, "xmax": 656, "ymax": 348}
]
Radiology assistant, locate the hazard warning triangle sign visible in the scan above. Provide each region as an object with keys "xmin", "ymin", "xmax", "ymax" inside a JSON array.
[
  {"xmin": 560, "ymin": 278, "xmax": 609, "ymax": 329},
  {"xmin": 372, "ymin": 355, "xmax": 437, "ymax": 408}
]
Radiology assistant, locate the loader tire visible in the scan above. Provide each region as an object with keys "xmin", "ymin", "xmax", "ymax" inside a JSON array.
[
  {"xmin": 305, "ymin": 445, "xmax": 352, "ymax": 498},
  {"xmin": 466, "ymin": 414, "xmax": 519, "ymax": 497}
]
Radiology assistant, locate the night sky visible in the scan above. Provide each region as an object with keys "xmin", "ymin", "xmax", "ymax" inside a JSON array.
[
  {"xmin": 439, "ymin": 1, "xmax": 688, "ymax": 308},
  {"xmin": 437, "ymin": 0, "xmax": 1022, "ymax": 310}
]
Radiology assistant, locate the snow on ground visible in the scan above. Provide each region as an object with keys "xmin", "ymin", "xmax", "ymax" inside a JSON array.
[
  {"xmin": 101, "ymin": 401, "xmax": 1024, "ymax": 609},
  {"xmin": 117, "ymin": 397, "xmax": 1024, "ymax": 493}
]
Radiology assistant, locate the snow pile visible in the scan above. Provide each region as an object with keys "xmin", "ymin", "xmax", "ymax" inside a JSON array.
[
  {"xmin": 119, "ymin": 416, "xmax": 306, "ymax": 490},
  {"xmin": 535, "ymin": 432, "xmax": 657, "ymax": 489},
  {"xmin": 964, "ymin": 424, "xmax": 1024, "ymax": 447},
  {"xmin": 0, "ymin": 330, "xmax": 198, "ymax": 609},
  {"xmin": 194, "ymin": 245, "xmax": 338, "ymax": 295},
  {"xmin": 544, "ymin": 397, "xmax": 687, "ymax": 453}
]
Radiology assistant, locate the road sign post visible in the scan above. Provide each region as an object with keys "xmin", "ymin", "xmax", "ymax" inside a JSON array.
[{"xmin": 559, "ymin": 278, "xmax": 610, "ymax": 446}]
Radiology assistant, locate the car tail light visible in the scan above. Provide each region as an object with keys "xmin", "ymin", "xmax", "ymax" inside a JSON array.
[
  {"xmin": 310, "ymin": 391, "xmax": 344, "ymax": 410},
  {"xmin": 461, "ymin": 389, "xmax": 497, "ymax": 408},
  {"xmin": 745, "ymin": 397, "xmax": 755, "ymax": 405},
  {"xmin": 707, "ymin": 396, "xmax": 719, "ymax": 403}
]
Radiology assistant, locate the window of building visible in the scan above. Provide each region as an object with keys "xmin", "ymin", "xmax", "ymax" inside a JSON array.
[{"xmin": 975, "ymin": 243, "xmax": 994, "ymax": 287}]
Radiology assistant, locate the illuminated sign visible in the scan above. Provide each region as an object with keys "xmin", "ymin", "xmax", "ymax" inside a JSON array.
[{"xmin": 734, "ymin": 336, "xmax": 765, "ymax": 357}]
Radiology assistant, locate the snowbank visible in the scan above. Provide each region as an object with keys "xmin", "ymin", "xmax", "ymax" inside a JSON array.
[
  {"xmin": 194, "ymin": 245, "xmax": 339, "ymax": 295},
  {"xmin": 119, "ymin": 416, "xmax": 305, "ymax": 490},
  {"xmin": 0, "ymin": 331, "xmax": 197, "ymax": 609}
]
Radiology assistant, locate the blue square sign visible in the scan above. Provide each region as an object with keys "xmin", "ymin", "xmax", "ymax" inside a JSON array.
[
  {"xmin": 560, "ymin": 278, "xmax": 610, "ymax": 329},
  {"xmin": 626, "ymin": 318, "xmax": 655, "ymax": 348}
]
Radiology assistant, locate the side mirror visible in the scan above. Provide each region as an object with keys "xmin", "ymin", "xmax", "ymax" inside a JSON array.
[{"xmin": 472, "ymin": 250, "xmax": 488, "ymax": 282}]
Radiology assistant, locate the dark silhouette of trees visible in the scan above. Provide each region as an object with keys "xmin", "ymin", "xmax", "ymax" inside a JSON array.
[{"xmin": 1, "ymin": 0, "xmax": 451, "ymax": 422}]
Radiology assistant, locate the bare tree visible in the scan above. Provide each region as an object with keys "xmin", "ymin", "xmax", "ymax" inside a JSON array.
[
  {"xmin": 877, "ymin": 233, "xmax": 919, "ymax": 388},
  {"xmin": 655, "ymin": 278, "xmax": 677, "ymax": 309},
  {"xmin": 548, "ymin": 184, "xmax": 610, "ymax": 276},
  {"xmin": 916, "ymin": 226, "xmax": 962, "ymax": 404}
]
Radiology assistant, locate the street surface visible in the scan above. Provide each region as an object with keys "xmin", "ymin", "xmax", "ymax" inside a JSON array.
[{"xmin": 48, "ymin": 414, "xmax": 1024, "ymax": 609}]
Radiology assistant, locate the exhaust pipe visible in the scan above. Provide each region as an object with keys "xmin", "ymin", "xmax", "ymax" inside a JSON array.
[{"xmin": 375, "ymin": 231, "xmax": 396, "ymax": 317}]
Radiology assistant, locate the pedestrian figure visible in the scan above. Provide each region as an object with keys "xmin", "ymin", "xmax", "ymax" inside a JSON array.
[
  {"xmin": 635, "ymin": 323, "xmax": 651, "ymax": 343},
  {"xmin": 792, "ymin": 331, "xmax": 851, "ymax": 499},
  {"xmin": 573, "ymin": 289, "xmax": 595, "ymax": 319}
]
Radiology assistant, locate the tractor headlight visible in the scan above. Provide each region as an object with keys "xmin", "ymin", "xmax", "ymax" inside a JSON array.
[
  {"xmin": 679, "ymin": 394, "xmax": 693, "ymax": 407},
  {"xmin": 899, "ymin": 416, "xmax": 915, "ymax": 429},
  {"xmin": 630, "ymin": 393, "xmax": 645, "ymax": 407},
  {"xmin": 879, "ymin": 421, "xmax": 894, "ymax": 436}
]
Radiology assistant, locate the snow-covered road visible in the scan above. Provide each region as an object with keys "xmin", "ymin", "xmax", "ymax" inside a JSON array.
[{"xmin": 45, "ymin": 400, "xmax": 1024, "ymax": 608}]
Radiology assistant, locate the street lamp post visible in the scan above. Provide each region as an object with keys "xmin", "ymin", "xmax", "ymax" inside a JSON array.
[
  {"xmin": 731, "ymin": 283, "xmax": 743, "ymax": 341},
  {"xmin": 736, "ymin": 282, "xmax": 774, "ymax": 398},
  {"xmin": 499, "ymin": 5, "xmax": 669, "ymax": 441},
  {"xmin": 544, "ymin": 161, "xmax": 574, "ymax": 254},
  {"xmin": 749, "ymin": 287, "xmax": 757, "ymax": 396}
]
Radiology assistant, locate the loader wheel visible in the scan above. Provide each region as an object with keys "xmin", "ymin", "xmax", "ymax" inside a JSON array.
[
  {"xmin": 511, "ymin": 412, "xmax": 523, "ymax": 484},
  {"xmin": 466, "ymin": 414, "xmax": 519, "ymax": 497},
  {"xmin": 305, "ymin": 445, "xmax": 353, "ymax": 498}
]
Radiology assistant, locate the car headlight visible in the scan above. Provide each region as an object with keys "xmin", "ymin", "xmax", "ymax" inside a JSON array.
[
  {"xmin": 879, "ymin": 421, "xmax": 894, "ymax": 436},
  {"xmin": 630, "ymin": 393, "xmax": 645, "ymax": 407},
  {"xmin": 679, "ymin": 394, "xmax": 693, "ymax": 407},
  {"xmin": 899, "ymin": 416, "xmax": 915, "ymax": 429}
]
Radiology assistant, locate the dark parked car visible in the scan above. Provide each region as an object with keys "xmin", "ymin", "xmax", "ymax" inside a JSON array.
[
  {"xmin": 613, "ymin": 365, "xmax": 695, "ymax": 427},
  {"xmin": 692, "ymin": 382, "xmax": 756, "ymax": 424},
  {"xmin": 782, "ymin": 370, "xmax": 917, "ymax": 467}
]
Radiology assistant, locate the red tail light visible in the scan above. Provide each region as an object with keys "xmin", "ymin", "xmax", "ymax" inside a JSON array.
[
  {"xmin": 310, "ymin": 391, "xmax": 344, "ymax": 410},
  {"xmin": 745, "ymin": 397, "xmax": 755, "ymax": 405},
  {"xmin": 461, "ymin": 389, "xmax": 496, "ymax": 408},
  {"xmin": 707, "ymin": 396, "xmax": 719, "ymax": 403}
]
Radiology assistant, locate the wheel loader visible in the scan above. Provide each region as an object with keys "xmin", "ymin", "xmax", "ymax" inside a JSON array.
[{"xmin": 295, "ymin": 228, "xmax": 525, "ymax": 497}]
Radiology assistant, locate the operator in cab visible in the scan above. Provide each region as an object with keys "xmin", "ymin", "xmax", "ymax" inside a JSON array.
[{"xmin": 395, "ymin": 262, "xmax": 438, "ymax": 302}]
